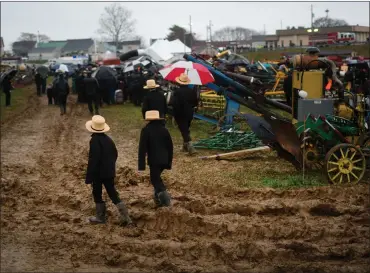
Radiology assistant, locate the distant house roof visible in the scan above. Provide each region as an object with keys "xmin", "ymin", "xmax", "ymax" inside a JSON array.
[
  {"xmin": 61, "ymin": 39, "xmax": 94, "ymax": 52},
  {"xmin": 38, "ymin": 41, "xmax": 67, "ymax": 49},
  {"xmin": 29, "ymin": 47, "xmax": 57, "ymax": 54},
  {"xmin": 107, "ymin": 40, "xmax": 141, "ymax": 48}
]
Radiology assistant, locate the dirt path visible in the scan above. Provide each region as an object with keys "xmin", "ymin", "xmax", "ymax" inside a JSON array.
[{"xmin": 1, "ymin": 94, "xmax": 369, "ymax": 273}]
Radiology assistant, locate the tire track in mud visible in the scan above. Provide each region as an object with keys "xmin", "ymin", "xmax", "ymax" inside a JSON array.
[{"xmin": 1, "ymin": 95, "xmax": 370, "ymax": 272}]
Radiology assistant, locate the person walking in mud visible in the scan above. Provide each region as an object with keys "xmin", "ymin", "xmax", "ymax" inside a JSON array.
[
  {"xmin": 53, "ymin": 70, "xmax": 69, "ymax": 115},
  {"xmin": 141, "ymin": 79, "xmax": 167, "ymax": 119},
  {"xmin": 172, "ymin": 73, "xmax": 199, "ymax": 155},
  {"xmin": 85, "ymin": 115, "xmax": 133, "ymax": 226},
  {"xmin": 84, "ymin": 71, "xmax": 100, "ymax": 115},
  {"xmin": 35, "ymin": 72, "xmax": 42, "ymax": 96},
  {"xmin": 138, "ymin": 110, "xmax": 173, "ymax": 207}
]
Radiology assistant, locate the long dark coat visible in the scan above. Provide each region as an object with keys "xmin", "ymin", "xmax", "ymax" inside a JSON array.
[
  {"xmin": 138, "ymin": 120, "xmax": 173, "ymax": 171},
  {"xmin": 172, "ymin": 86, "xmax": 198, "ymax": 120},
  {"xmin": 86, "ymin": 133, "xmax": 118, "ymax": 184},
  {"xmin": 141, "ymin": 89, "xmax": 167, "ymax": 119}
]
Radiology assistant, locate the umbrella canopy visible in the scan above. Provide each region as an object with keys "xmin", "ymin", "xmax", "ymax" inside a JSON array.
[
  {"xmin": 0, "ymin": 69, "xmax": 18, "ymax": 86},
  {"xmin": 159, "ymin": 61, "xmax": 215, "ymax": 85},
  {"xmin": 54, "ymin": 64, "xmax": 69, "ymax": 73},
  {"xmin": 36, "ymin": 65, "xmax": 49, "ymax": 78},
  {"xmin": 92, "ymin": 65, "xmax": 117, "ymax": 80},
  {"xmin": 124, "ymin": 59, "xmax": 151, "ymax": 73}
]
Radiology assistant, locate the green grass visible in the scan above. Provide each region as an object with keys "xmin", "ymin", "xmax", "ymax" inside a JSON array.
[
  {"xmin": 242, "ymin": 44, "xmax": 369, "ymax": 61},
  {"xmin": 261, "ymin": 172, "xmax": 326, "ymax": 189},
  {"xmin": 101, "ymin": 104, "xmax": 215, "ymax": 145},
  {"xmin": 0, "ymin": 85, "xmax": 34, "ymax": 123},
  {"xmin": 0, "ymin": 77, "xmax": 53, "ymax": 124}
]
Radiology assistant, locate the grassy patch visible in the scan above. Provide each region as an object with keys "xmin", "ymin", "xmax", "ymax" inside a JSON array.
[
  {"xmin": 101, "ymin": 103, "xmax": 215, "ymax": 145},
  {"xmin": 0, "ymin": 77, "xmax": 53, "ymax": 123},
  {"xmin": 0, "ymin": 85, "xmax": 34, "ymax": 123},
  {"xmin": 261, "ymin": 172, "xmax": 326, "ymax": 189}
]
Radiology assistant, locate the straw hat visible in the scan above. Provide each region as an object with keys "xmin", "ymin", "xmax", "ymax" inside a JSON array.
[
  {"xmin": 144, "ymin": 79, "xmax": 159, "ymax": 89},
  {"xmin": 56, "ymin": 69, "xmax": 64, "ymax": 74},
  {"xmin": 145, "ymin": 110, "xmax": 164, "ymax": 121},
  {"xmin": 85, "ymin": 115, "xmax": 110, "ymax": 133},
  {"xmin": 175, "ymin": 73, "xmax": 191, "ymax": 85}
]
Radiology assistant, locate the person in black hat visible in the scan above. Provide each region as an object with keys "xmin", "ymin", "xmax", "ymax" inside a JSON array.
[{"xmin": 53, "ymin": 70, "xmax": 70, "ymax": 115}]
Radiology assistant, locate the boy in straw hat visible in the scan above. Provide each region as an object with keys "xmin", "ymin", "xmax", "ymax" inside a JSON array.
[
  {"xmin": 138, "ymin": 110, "xmax": 173, "ymax": 207},
  {"xmin": 85, "ymin": 115, "xmax": 133, "ymax": 225},
  {"xmin": 141, "ymin": 79, "xmax": 167, "ymax": 119},
  {"xmin": 172, "ymin": 73, "xmax": 199, "ymax": 155}
]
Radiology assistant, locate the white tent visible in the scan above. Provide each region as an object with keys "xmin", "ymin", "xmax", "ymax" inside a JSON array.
[{"xmin": 142, "ymin": 39, "xmax": 191, "ymax": 65}]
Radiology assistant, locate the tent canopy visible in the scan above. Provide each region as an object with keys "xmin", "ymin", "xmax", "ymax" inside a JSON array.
[{"xmin": 145, "ymin": 39, "xmax": 191, "ymax": 64}]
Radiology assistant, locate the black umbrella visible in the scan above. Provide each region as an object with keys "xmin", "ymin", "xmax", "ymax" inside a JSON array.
[
  {"xmin": 93, "ymin": 66, "xmax": 117, "ymax": 80},
  {"xmin": 0, "ymin": 69, "xmax": 18, "ymax": 86},
  {"xmin": 36, "ymin": 65, "xmax": 49, "ymax": 78}
]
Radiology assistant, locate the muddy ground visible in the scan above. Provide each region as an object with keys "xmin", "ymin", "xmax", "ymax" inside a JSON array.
[{"xmin": 1, "ymin": 91, "xmax": 369, "ymax": 273}]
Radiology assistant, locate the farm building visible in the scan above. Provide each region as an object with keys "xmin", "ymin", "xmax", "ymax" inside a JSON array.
[
  {"xmin": 28, "ymin": 41, "xmax": 67, "ymax": 60},
  {"xmin": 60, "ymin": 38, "xmax": 94, "ymax": 56},
  {"xmin": 107, "ymin": 40, "xmax": 141, "ymax": 53}
]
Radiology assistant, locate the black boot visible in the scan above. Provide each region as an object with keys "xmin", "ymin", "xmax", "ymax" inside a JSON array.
[
  {"xmin": 116, "ymin": 202, "xmax": 133, "ymax": 226},
  {"xmin": 89, "ymin": 203, "xmax": 106, "ymax": 224},
  {"xmin": 158, "ymin": 191, "xmax": 171, "ymax": 207}
]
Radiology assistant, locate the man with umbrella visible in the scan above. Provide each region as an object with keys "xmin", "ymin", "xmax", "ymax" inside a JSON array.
[
  {"xmin": 53, "ymin": 69, "xmax": 70, "ymax": 115},
  {"xmin": 1, "ymin": 70, "xmax": 16, "ymax": 107},
  {"xmin": 35, "ymin": 65, "xmax": 49, "ymax": 96}
]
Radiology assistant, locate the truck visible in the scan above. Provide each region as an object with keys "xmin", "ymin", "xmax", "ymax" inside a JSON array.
[{"xmin": 309, "ymin": 32, "xmax": 356, "ymax": 46}]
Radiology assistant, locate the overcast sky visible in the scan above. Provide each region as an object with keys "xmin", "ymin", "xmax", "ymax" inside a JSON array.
[{"xmin": 1, "ymin": 1, "xmax": 369, "ymax": 49}]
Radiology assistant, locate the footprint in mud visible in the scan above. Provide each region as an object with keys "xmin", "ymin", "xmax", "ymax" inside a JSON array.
[{"xmin": 309, "ymin": 204, "xmax": 342, "ymax": 217}]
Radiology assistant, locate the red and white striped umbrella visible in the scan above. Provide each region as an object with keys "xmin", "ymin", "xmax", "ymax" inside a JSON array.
[{"xmin": 159, "ymin": 61, "xmax": 214, "ymax": 85}]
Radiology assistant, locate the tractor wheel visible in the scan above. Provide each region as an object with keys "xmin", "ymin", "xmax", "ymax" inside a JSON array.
[
  {"xmin": 325, "ymin": 143, "xmax": 366, "ymax": 184},
  {"xmin": 361, "ymin": 136, "xmax": 370, "ymax": 169}
]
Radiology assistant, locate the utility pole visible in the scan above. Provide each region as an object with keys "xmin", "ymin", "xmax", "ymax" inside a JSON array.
[
  {"xmin": 280, "ymin": 20, "xmax": 283, "ymax": 30},
  {"xmin": 311, "ymin": 4, "xmax": 314, "ymax": 29},
  {"xmin": 263, "ymin": 24, "xmax": 266, "ymax": 35},
  {"xmin": 189, "ymin": 15, "xmax": 192, "ymax": 49},
  {"xmin": 208, "ymin": 20, "xmax": 213, "ymax": 42}
]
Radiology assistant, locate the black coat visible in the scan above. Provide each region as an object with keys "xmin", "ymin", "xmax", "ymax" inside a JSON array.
[
  {"xmin": 84, "ymin": 77, "xmax": 99, "ymax": 96},
  {"xmin": 53, "ymin": 77, "xmax": 70, "ymax": 98},
  {"xmin": 2, "ymin": 77, "xmax": 12, "ymax": 92},
  {"xmin": 86, "ymin": 133, "xmax": 118, "ymax": 183},
  {"xmin": 141, "ymin": 89, "xmax": 167, "ymax": 119},
  {"xmin": 35, "ymin": 73, "xmax": 42, "ymax": 85},
  {"xmin": 172, "ymin": 86, "xmax": 198, "ymax": 119},
  {"xmin": 138, "ymin": 120, "xmax": 173, "ymax": 171}
]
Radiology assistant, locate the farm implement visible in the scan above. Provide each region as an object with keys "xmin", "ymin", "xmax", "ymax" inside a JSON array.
[{"xmin": 184, "ymin": 50, "xmax": 370, "ymax": 184}]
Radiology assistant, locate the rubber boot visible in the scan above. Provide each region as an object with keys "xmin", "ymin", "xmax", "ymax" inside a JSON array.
[
  {"xmin": 89, "ymin": 202, "xmax": 106, "ymax": 224},
  {"xmin": 187, "ymin": 142, "xmax": 197, "ymax": 155},
  {"xmin": 181, "ymin": 143, "xmax": 188, "ymax": 152},
  {"xmin": 116, "ymin": 202, "xmax": 133, "ymax": 226},
  {"xmin": 158, "ymin": 191, "xmax": 171, "ymax": 207},
  {"xmin": 153, "ymin": 191, "xmax": 161, "ymax": 206}
]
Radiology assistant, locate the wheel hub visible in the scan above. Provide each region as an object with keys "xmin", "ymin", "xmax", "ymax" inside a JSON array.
[{"xmin": 338, "ymin": 158, "xmax": 353, "ymax": 174}]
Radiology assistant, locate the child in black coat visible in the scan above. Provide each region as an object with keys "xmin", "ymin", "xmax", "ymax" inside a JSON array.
[{"xmin": 138, "ymin": 110, "xmax": 173, "ymax": 207}]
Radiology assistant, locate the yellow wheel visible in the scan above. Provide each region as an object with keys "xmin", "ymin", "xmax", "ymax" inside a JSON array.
[{"xmin": 325, "ymin": 143, "xmax": 366, "ymax": 184}]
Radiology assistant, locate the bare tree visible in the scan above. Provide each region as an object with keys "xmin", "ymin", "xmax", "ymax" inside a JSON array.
[
  {"xmin": 17, "ymin": 32, "xmax": 50, "ymax": 42},
  {"xmin": 98, "ymin": 3, "xmax": 136, "ymax": 50},
  {"xmin": 39, "ymin": 34, "xmax": 50, "ymax": 43},
  {"xmin": 213, "ymin": 27, "xmax": 261, "ymax": 41},
  {"xmin": 17, "ymin": 32, "xmax": 37, "ymax": 41},
  {"xmin": 313, "ymin": 17, "xmax": 349, "ymax": 27}
]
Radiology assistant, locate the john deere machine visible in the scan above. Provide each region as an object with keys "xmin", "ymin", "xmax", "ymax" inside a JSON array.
[{"xmin": 184, "ymin": 47, "xmax": 370, "ymax": 184}]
